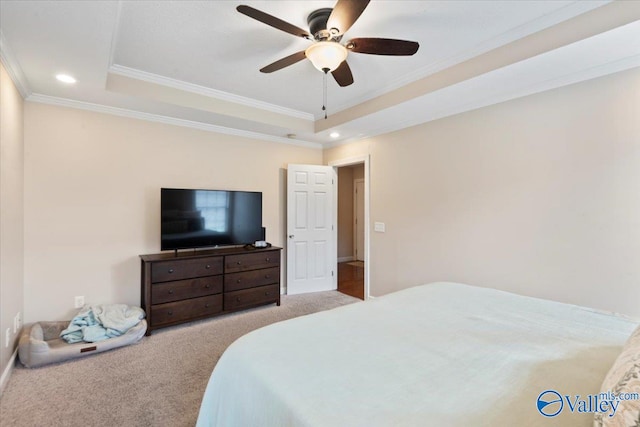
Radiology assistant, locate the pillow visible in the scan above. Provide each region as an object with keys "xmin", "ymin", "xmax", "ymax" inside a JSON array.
[{"xmin": 594, "ymin": 324, "xmax": 640, "ymax": 426}]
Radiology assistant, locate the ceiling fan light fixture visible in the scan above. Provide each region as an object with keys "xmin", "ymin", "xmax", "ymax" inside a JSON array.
[{"xmin": 305, "ymin": 41, "xmax": 348, "ymax": 73}]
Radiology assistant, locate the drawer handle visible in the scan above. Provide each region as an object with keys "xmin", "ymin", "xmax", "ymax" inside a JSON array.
[
  {"xmin": 168, "ymin": 289, "xmax": 174, "ymax": 294},
  {"xmin": 236, "ymin": 297, "xmax": 241, "ymax": 302},
  {"xmin": 205, "ymin": 303, "xmax": 210, "ymax": 308},
  {"xmin": 266, "ymin": 258, "xmax": 270, "ymax": 262},
  {"xmin": 167, "ymin": 310, "xmax": 173, "ymax": 316},
  {"xmin": 205, "ymin": 284, "xmax": 210, "ymax": 289},
  {"xmin": 205, "ymin": 264, "xmax": 211, "ymax": 269},
  {"xmin": 236, "ymin": 279, "xmax": 241, "ymax": 284},
  {"xmin": 168, "ymin": 268, "xmax": 174, "ymax": 274},
  {"xmin": 264, "ymin": 274, "xmax": 270, "ymax": 279},
  {"xmin": 265, "ymin": 291, "xmax": 270, "ymax": 296},
  {"xmin": 236, "ymin": 261, "xmax": 242, "ymax": 265}
]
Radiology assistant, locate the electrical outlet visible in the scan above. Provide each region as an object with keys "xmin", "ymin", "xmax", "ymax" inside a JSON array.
[
  {"xmin": 5, "ymin": 328, "xmax": 9, "ymax": 348},
  {"xmin": 74, "ymin": 296, "xmax": 85, "ymax": 308}
]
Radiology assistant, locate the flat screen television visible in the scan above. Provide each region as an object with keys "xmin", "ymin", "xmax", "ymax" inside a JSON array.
[{"xmin": 161, "ymin": 188, "xmax": 263, "ymax": 251}]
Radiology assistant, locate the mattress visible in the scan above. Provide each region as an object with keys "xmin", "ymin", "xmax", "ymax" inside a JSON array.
[{"xmin": 196, "ymin": 282, "xmax": 638, "ymax": 427}]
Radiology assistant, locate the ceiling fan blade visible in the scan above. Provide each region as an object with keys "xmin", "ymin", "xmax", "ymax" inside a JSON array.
[
  {"xmin": 260, "ymin": 51, "xmax": 307, "ymax": 73},
  {"xmin": 347, "ymin": 38, "xmax": 419, "ymax": 56},
  {"xmin": 332, "ymin": 61, "xmax": 354, "ymax": 87},
  {"xmin": 327, "ymin": 0, "xmax": 371, "ymax": 35},
  {"xmin": 237, "ymin": 5, "xmax": 311, "ymax": 39}
]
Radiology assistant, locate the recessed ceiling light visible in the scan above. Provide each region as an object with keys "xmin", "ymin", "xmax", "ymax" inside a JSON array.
[
  {"xmin": 56, "ymin": 74, "xmax": 76, "ymax": 84},
  {"xmin": 330, "ymin": 132, "xmax": 340, "ymax": 138}
]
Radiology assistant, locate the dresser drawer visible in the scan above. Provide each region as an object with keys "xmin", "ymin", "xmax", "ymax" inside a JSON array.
[
  {"xmin": 152, "ymin": 276, "xmax": 222, "ymax": 305},
  {"xmin": 151, "ymin": 256, "xmax": 223, "ymax": 283},
  {"xmin": 151, "ymin": 294, "xmax": 222, "ymax": 326},
  {"xmin": 224, "ymin": 284, "xmax": 280, "ymax": 311},
  {"xmin": 224, "ymin": 267, "xmax": 280, "ymax": 292},
  {"xmin": 225, "ymin": 251, "xmax": 279, "ymax": 273}
]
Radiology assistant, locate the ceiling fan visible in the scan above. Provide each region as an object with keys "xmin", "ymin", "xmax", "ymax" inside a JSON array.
[{"xmin": 237, "ymin": 0, "xmax": 420, "ymax": 87}]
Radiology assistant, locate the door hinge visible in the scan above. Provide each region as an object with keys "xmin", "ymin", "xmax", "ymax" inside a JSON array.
[{"xmin": 331, "ymin": 270, "xmax": 334, "ymax": 277}]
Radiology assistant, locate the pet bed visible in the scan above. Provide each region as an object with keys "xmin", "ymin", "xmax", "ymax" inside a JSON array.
[{"xmin": 18, "ymin": 319, "xmax": 147, "ymax": 368}]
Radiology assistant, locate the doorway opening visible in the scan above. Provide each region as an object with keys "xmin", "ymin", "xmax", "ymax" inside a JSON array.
[{"xmin": 332, "ymin": 158, "xmax": 368, "ymax": 300}]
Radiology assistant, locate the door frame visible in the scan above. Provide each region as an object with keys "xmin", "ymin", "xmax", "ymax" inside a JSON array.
[
  {"xmin": 328, "ymin": 155, "xmax": 370, "ymax": 300},
  {"xmin": 353, "ymin": 178, "xmax": 365, "ymax": 262}
]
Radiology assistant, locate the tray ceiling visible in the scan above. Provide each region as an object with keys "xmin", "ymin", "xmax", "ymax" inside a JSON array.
[{"xmin": 1, "ymin": 1, "xmax": 639, "ymax": 146}]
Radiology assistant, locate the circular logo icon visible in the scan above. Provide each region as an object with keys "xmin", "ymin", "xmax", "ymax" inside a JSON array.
[{"xmin": 537, "ymin": 390, "xmax": 563, "ymax": 417}]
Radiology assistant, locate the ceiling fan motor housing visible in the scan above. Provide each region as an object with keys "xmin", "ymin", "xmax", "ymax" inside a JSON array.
[{"xmin": 307, "ymin": 8, "xmax": 335, "ymax": 40}]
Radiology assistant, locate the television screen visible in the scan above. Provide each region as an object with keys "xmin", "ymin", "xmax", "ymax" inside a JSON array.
[{"xmin": 161, "ymin": 188, "xmax": 263, "ymax": 251}]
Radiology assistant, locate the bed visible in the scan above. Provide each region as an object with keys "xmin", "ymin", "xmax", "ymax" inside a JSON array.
[{"xmin": 196, "ymin": 282, "xmax": 639, "ymax": 427}]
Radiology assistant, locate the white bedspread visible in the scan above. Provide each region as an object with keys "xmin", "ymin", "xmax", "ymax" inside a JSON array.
[{"xmin": 196, "ymin": 282, "xmax": 638, "ymax": 427}]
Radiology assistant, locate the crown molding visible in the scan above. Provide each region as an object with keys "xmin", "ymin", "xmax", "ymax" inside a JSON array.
[
  {"xmin": 26, "ymin": 93, "xmax": 322, "ymax": 149},
  {"xmin": 325, "ymin": 53, "xmax": 640, "ymax": 149},
  {"xmin": 109, "ymin": 64, "xmax": 315, "ymax": 122},
  {"xmin": 0, "ymin": 30, "xmax": 31, "ymax": 98},
  {"xmin": 107, "ymin": 1, "xmax": 124, "ymax": 69},
  {"xmin": 325, "ymin": 0, "xmax": 609, "ymax": 117}
]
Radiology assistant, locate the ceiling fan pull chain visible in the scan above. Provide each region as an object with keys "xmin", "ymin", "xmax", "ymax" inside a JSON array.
[{"xmin": 322, "ymin": 69, "xmax": 328, "ymax": 119}]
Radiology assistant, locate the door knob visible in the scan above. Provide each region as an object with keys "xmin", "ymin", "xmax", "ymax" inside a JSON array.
[{"xmin": 288, "ymin": 235, "xmax": 294, "ymax": 239}]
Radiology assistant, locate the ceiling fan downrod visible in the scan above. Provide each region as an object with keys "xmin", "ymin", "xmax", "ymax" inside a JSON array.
[{"xmin": 322, "ymin": 69, "xmax": 328, "ymax": 120}]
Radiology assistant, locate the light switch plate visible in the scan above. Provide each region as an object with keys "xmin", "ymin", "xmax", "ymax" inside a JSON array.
[{"xmin": 374, "ymin": 222, "xmax": 386, "ymax": 232}]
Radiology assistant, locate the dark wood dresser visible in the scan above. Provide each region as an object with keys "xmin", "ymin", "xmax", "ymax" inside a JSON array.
[{"xmin": 140, "ymin": 246, "xmax": 281, "ymax": 335}]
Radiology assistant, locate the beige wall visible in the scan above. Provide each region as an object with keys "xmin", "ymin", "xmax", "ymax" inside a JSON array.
[
  {"xmin": 23, "ymin": 102, "xmax": 322, "ymax": 322},
  {"xmin": 14, "ymin": 64, "xmax": 640, "ymax": 333},
  {"xmin": 352, "ymin": 164, "xmax": 364, "ymax": 181},
  {"xmin": 0, "ymin": 62, "xmax": 25, "ymax": 382},
  {"xmin": 325, "ymin": 67, "xmax": 640, "ymax": 317}
]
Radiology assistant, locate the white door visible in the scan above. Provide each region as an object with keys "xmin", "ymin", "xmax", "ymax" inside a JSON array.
[
  {"xmin": 354, "ymin": 178, "xmax": 365, "ymax": 262},
  {"xmin": 287, "ymin": 164, "xmax": 337, "ymax": 294}
]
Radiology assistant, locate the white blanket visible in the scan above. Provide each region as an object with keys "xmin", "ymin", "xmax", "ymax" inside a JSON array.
[{"xmin": 196, "ymin": 282, "xmax": 638, "ymax": 427}]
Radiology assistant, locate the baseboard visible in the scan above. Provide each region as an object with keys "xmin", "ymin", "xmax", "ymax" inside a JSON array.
[
  {"xmin": 338, "ymin": 256, "xmax": 355, "ymax": 263},
  {"xmin": 0, "ymin": 348, "xmax": 18, "ymax": 397}
]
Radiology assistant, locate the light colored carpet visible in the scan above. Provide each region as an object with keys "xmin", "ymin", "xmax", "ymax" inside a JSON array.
[{"xmin": 0, "ymin": 291, "xmax": 358, "ymax": 427}]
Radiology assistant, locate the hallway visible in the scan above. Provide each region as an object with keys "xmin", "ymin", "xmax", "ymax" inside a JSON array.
[{"xmin": 337, "ymin": 261, "xmax": 364, "ymax": 300}]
